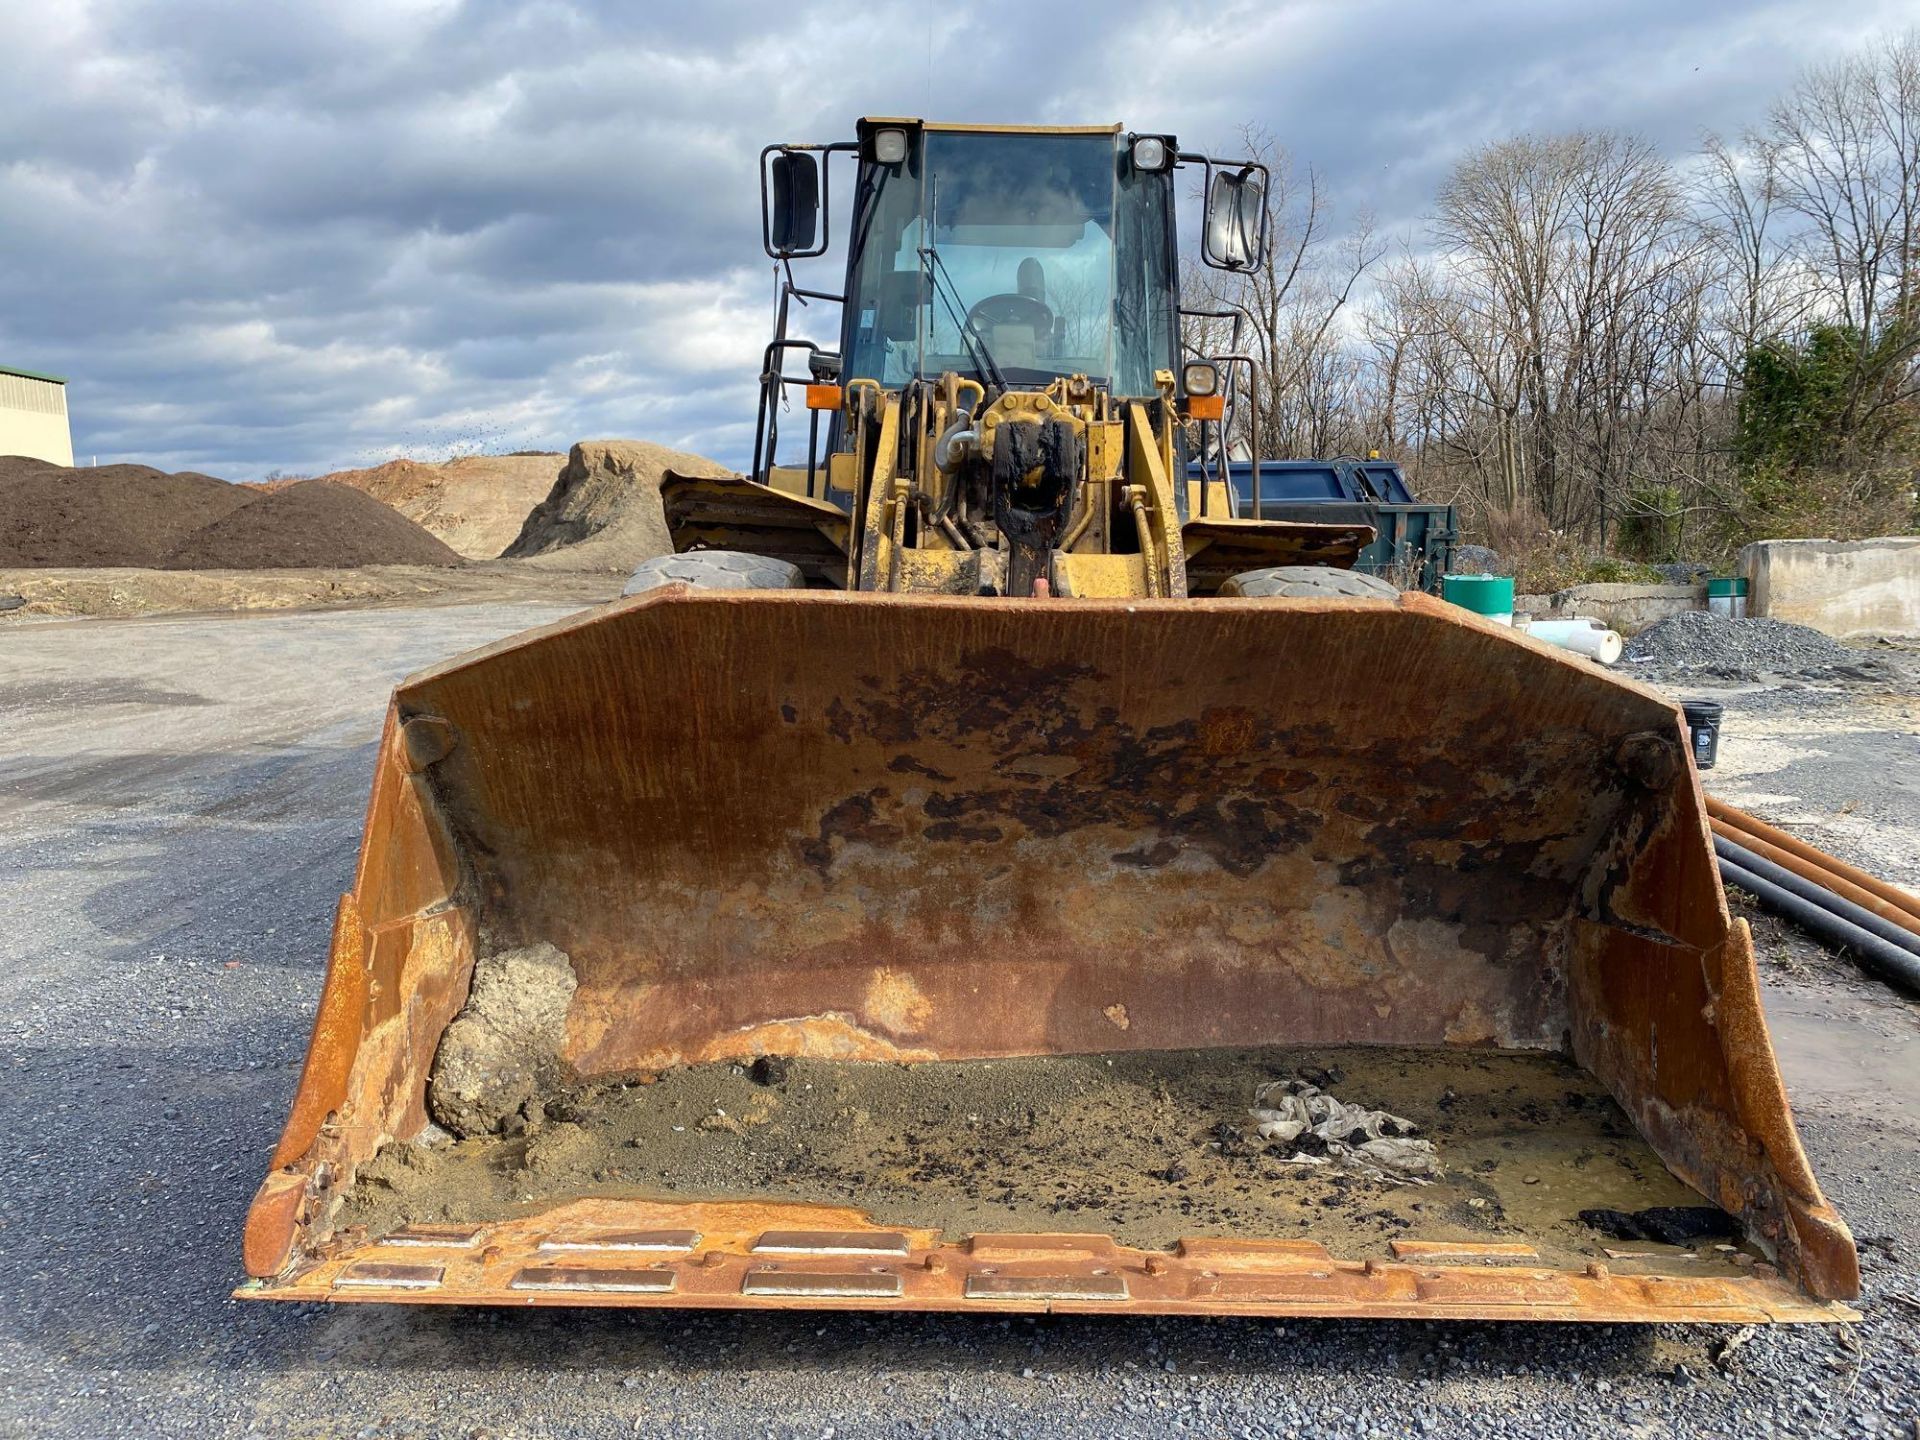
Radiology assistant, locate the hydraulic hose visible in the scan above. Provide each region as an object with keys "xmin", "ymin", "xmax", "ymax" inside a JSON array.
[
  {"xmin": 1718, "ymin": 857, "xmax": 1920, "ymax": 997},
  {"xmin": 933, "ymin": 420, "xmax": 977, "ymax": 473}
]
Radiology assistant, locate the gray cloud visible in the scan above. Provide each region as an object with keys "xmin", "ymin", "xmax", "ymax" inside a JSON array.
[{"xmin": 0, "ymin": 0, "xmax": 1908, "ymax": 477}]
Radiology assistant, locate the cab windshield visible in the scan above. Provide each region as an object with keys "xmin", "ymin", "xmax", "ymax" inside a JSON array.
[{"xmin": 842, "ymin": 130, "xmax": 1175, "ymax": 396}]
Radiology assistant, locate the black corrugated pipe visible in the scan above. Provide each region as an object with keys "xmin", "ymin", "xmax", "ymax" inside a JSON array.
[
  {"xmin": 1718, "ymin": 857, "xmax": 1920, "ymax": 997},
  {"xmin": 1715, "ymin": 835, "xmax": 1920, "ymax": 961}
]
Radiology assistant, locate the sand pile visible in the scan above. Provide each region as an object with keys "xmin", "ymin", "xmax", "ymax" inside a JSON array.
[
  {"xmin": 0, "ymin": 456, "xmax": 256, "ymax": 566},
  {"xmin": 162, "ymin": 479, "xmax": 462, "ymax": 569},
  {"xmin": 0, "ymin": 458, "xmax": 462, "ymax": 570},
  {"xmin": 312, "ymin": 453, "xmax": 563, "ymax": 559},
  {"xmin": 505, "ymin": 439, "xmax": 731, "ymax": 572}
]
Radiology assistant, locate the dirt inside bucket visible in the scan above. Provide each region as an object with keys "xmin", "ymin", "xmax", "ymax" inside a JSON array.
[{"xmin": 338, "ymin": 1045, "xmax": 1761, "ymax": 1278}]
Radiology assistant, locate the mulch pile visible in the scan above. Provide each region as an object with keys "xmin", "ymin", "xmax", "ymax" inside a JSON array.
[
  {"xmin": 0, "ymin": 457, "xmax": 461, "ymax": 570},
  {"xmin": 0, "ymin": 457, "xmax": 255, "ymax": 566},
  {"xmin": 161, "ymin": 479, "xmax": 462, "ymax": 569}
]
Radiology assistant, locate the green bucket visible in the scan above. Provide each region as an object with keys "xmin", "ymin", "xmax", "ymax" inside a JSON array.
[
  {"xmin": 1706, "ymin": 577, "xmax": 1749, "ymax": 598},
  {"xmin": 1442, "ymin": 573, "xmax": 1515, "ymax": 619}
]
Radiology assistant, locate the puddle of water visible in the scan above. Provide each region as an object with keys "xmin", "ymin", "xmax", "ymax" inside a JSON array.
[{"xmin": 1763, "ymin": 985, "xmax": 1920, "ymax": 1115}]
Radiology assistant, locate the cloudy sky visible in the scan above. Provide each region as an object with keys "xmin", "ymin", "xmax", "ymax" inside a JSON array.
[{"xmin": 0, "ymin": 0, "xmax": 1910, "ymax": 478}]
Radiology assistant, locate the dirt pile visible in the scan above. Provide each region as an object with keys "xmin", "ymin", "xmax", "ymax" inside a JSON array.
[
  {"xmin": 0, "ymin": 456, "xmax": 256, "ymax": 567},
  {"xmin": 161, "ymin": 480, "xmax": 463, "ymax": 570},
  {"xmin": 313, "ymin": 453, "xmax": 563, "ymax": 559},
  {"xmin": 504, "ymin": 439, "xmax": 732, "ymax": 572},
  {"xmin": 428, "ymin": 943, "xmax": 577, "ymax": 1137},
  {"xmin": 3, "ymin": 458, "xmax": 464, "ymax": 571}
]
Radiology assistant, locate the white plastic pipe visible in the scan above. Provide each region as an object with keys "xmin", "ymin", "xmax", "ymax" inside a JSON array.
[{"xmin": 1524, "ymin": 619, "xmax": 1624, "ymax": 665}]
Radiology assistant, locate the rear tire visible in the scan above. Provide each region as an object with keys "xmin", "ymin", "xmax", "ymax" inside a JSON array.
[
  {"xmin": 1218, "ymin": 565, "xmax": 1401, "ymax": 600},
  {"xmin": 622, "ymin": 551, "xmax": 805, "ymax": 596}
]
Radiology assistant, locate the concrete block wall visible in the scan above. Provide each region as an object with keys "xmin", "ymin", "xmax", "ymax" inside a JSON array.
[
  {"xmin": 1515, "ymin": 583, "xmax": 1703, "ymax": 634},
  {"xmin": 1741, "ymin": 537, "xmax": 1920, "ymax": 639}
]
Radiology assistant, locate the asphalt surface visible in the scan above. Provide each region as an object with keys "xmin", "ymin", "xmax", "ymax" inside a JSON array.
[{"xmin": 2, "ymin": 603, "xmax": 1917, "ymax": 1439}]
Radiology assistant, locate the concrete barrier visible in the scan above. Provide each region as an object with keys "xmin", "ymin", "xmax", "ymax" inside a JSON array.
[
  {"xmin": 1741, "ymin": 537, "xmax": 1920, "ymax": 639},
  {"xmin": 1516, "ymin": 583, "xmax": 1703, "ymax": 634}
]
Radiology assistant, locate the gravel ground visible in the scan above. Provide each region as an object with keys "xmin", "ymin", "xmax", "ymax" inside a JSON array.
[{"xmin": 1, "ymin": 604, "xmax": 1917, "ymax": 1439}]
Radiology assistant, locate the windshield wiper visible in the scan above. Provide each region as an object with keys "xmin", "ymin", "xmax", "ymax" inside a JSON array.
[
  {"xmin": 919, "ymin": 243, "xmax": 1008, "ymax": 395},
  {"xmin": 918, "ymin": 176, "xmax": 1008, "ymax": 395}
]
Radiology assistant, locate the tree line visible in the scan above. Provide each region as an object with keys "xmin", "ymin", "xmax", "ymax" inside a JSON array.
[{"xmin": 1188, "ymin": 30, "xmax": 1920, "ymax": 574}]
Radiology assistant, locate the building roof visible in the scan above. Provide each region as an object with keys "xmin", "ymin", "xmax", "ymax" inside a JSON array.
[{"xmin": 0, "ymin": 363, "xmax": 67, "ymax": 385}]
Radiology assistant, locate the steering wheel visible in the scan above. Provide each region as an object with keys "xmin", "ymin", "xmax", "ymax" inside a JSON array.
[{"xmin": 966, "ymin": 292, "xmax": 1054, "ymax": 338}]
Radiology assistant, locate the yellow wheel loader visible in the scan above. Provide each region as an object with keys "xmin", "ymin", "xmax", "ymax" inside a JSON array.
[{"xmin": 241, "ymin": 120, "xmax": 1858, "ymax": 1322}]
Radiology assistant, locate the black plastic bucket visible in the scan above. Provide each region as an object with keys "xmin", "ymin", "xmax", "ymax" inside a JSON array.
[{"xmin": 1681, "ymin": 700, "xmax": 1723, "ymax": 770}]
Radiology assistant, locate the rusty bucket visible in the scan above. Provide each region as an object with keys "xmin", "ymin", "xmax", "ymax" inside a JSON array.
[{"xmin": 241, "ymin": 588, "xmax": 1856, "ymax": 1321}]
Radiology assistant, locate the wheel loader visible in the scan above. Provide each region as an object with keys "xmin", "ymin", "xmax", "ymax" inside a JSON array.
[{"xmin": 240, "ymin": 119, "xmax": 1858, "ymax": 1322}]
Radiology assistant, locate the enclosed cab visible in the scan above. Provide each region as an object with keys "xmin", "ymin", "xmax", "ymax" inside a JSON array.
[{"xmin": 665, "ymin": 119, "xmax": 1375, "ymax": 598}]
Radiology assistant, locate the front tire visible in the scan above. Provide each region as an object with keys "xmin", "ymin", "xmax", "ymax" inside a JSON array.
[
  {"xmin": 622, "ymin": 551, "xmax": 805, "ymax": 596},
  {"xmin": 1218, "ymin": 566, "xmax": 1401, "ymax": 600}
]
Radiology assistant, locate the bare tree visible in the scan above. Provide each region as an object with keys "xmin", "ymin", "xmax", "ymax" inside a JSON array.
[
  {"xmin": 1171, "ymin": 28, "xmax": 1918, "ymax": 568},
  {"xmin": 1696, "ymin": 133, "xmax": 1807, "ymax": 364},
  {"xmin": 1182, "ymin": 127, "xmax": 1383, "ymax": 465},
  {"xmin": 1402, "ymin": 131, "xmax": 1705, "ymax": 538},
  {"xmin": 1761, "ymin": 30, "xmax": 1920, "ymax": 446}
]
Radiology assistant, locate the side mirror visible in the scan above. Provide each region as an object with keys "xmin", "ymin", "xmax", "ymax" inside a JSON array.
[
  {"xmin": 1203, "ymin": 168, "xmax": 1265, "ymax": 271},
  {"xmin": 768, "ymin": 151, "xmax": 820, "ymax": 256}
]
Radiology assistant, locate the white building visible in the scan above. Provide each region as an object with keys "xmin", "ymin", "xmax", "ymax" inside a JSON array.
[{"xmin": 0, "ymin": 364, "xmax": 74, "ymax": 466}]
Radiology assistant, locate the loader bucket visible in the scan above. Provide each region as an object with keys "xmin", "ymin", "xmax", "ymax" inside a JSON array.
[{"xmin": 241, "ymin": 588, "xmax": 1857, "ymax": 1321}]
